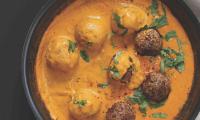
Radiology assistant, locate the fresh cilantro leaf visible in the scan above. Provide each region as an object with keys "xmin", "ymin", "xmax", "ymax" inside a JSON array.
[
  {"xmin": 150, "ymin": 0, "xmax": 158, "ymax": 16},
  {"xmin": 73, "ymin": 100, "xmax": 87, "ymax": 107},
  {"xmin": 160, "ymin": 48, "xmax": 185, "ymax": 72},
  {"xmin": 68, "ymin": 40, "xmax": 76, "ymax": 53},
  {"xmin": 113, "ymin": 51, "xmax": 123, "ymax": 64},
  {"xmin": 128, "ymin": 88, "xmax": 166, "ymax": 116},
  {"xmin": 151, "ymin": 15, "xmax": 168, "ymax": 29},
  {"xmin": 165, "ymin": 31, "xmax": 177, "ymax": 41},
  {"xmin": 97, "ymin": 83, "xmax": 109, "ymax": 89},
  {"xmin": 112, "ymin": 13, "xmax": 128, "ymax": 35},
  {"xmin": 105, "ymin": 65, "xmax": 120, "ymax": 79},
  {"xmin": 80, "ymin": 50, "xmax": 90, "ymax": 62},
  {"xmin": 151, "ymin": 113, "xmax": 168, "ymax": 118},
  {"xmin": 142, "ymin": 2, "xmax": 168, "ymax": 30},
  {"xmin": 149, "ymin": 101, "xmax": 165, "ymax": 108},
  {"xmin": 128, "ymin": 88, "xmax": 148, "ymax": 114}
]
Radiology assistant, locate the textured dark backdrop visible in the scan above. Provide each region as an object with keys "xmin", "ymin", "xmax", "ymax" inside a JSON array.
[
  {"xmin": 0, "ymin": 0, "xmax": 199, "ymax": 120},
  {"xmin": 0, "ymin": 0, "xmax": 47, "ymax": 119}
]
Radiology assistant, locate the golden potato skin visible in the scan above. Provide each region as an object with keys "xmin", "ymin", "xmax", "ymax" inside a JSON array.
[
  {"xmin": 75, "ymin": 16, "xmax": 110, "ymax": 52},
  {"xmin": 108, "ymin": 50, "xmax": 145, "ymax": 89},
  {"xmin": 46, "ymin": 36, "xmax": 79, "ymax": 72},
  {"xmin": 69, "ymin": 89, "xmax": 102, "ymax": 119},
  {"xmin": 112, "ymin": 3, "xmax": 148, "ymax": 35}
]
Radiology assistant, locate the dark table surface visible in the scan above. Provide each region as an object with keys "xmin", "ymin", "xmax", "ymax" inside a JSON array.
[{"xmin": 0, "ymin": 0, "xmax": 199, "ymax": 120}]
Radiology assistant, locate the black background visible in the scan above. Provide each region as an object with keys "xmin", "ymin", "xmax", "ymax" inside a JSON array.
[
  {"xmin": 0, "ymin": 0, "xmax": 47, "ymax": 119},
  {"xmin": 0, "ymin": 0, "xmax": 199, "ymax": 120}
]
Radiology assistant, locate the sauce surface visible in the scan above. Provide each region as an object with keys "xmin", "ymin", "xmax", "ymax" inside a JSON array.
[{"xmin": 35, "ymin": 0, "xmax": 194, "ymax": 120}]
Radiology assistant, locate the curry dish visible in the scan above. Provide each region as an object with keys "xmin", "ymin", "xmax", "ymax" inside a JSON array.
[{"xmin": 35, "ymin": 0, "xmax": 194, "ymax": 120}]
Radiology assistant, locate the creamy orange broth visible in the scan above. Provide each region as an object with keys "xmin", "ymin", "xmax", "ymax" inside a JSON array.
[{"xmin": 35, "ymin": 0, "xmax": 194, "ymax": 120}]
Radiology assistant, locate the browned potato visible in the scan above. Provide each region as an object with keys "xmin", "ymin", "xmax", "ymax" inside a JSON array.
[
  {"xmin": 75, "ymin": 16, "xmax": 110, "ymax": 52},
  {"xmin": 46, "ymin": 36, "xmax": 79, "ymax": 72},
  {"xmin": 69, "ymin": 89, "xmax": 102, "ymax": 119},
  {"xmin": 112, "ymin": 3, "xmax": 148, "ymax": 35},
  {"xmin": 107, "ymin": 50, "xmax": 145, "ymax": 89}
]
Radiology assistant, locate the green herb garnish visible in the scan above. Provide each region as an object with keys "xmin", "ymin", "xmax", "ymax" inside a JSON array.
[
  {"xmin": 80, "ymin": 50, "xmax": 90, "ymax": 62},
  {"xmin": 97, "ymin": 83, "xmax": 109, "ymax": 89},
  {"xmin": 151, "ymin": 15, "xmax": 168, "ymax": 29},
  {"xmin": 112, "ymin": 13, "xmax": 128, "ymax": 36},
  {"xmin": 151, "ymin": 113, "xmax": 168, "ymax": 119},
  {"xmin": 128, "ymin": 88, "xmax": 165, "ymax": 116},
  {"xmin": 73, "ymin": 99, "xmax": 87, "ymax": 107},
  {"xmin": 68, "ymin": 40, "xmax": 76, "ymax": 53},
  {"xmin": 165, "ymin": 31, "xmax": 177, "ymax": 41},
  {"xmin": 141, "ymin": 2, "xmax": 168, "ymax": 31},
  {"xmin": 105, "ymin": 65, "xmax": 120, "ymax": 79},
  {"xmin": 149, "ymin": 101, "xmax": 165, "ymax": 108},
  {"xmin": 150, "ymin": 0, "xmax": 158, "ymax": 16},
  {"xmin": 160, "ymin": 48, "xmax": 184, "ymax": 72},
  {"xmin": 113, "ymin": 51, "xmax": 123, "ymax": 64},
  {"xmin": 128, "ymin": 88, "xmax": 148, "ymax": 114}
]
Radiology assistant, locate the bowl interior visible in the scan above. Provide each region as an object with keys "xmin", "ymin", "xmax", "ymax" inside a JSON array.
[{"xmin": 22, "ymin": 0, "xmax": 200, "ymax": 119}]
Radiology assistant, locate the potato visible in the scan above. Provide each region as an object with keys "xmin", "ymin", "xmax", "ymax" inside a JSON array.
[
  {"xmin": 69, "ymin": 89, "xmax": 101, "ymax": 119},
  {"xmin": 108, "ymin": 50, "xmax": 145, "ymax": 89},
  {"xmin": 46, "ymin": 36, "xmax": 79, "ymax": 72},
  {"xmin": 75, "ymin": 16, "xmax": 110, "ymax": 52}
]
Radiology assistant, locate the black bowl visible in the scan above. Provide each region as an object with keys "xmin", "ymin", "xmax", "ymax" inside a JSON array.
[{"xmin": 21, "ymin": 0, "xmax": 200, "ymax": 119}]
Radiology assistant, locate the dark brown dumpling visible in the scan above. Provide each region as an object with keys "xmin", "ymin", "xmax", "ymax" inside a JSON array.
[
  {"xmin": 135, "ymin": 29, "xmax": 162, "ymax": 56},
  {"xmin": 106, "ymin": 101, "xmax": 135, "ymax": 120},
  {"xmin": 141, "ymin": 72, "xmax": 171, "ymax": 102}
]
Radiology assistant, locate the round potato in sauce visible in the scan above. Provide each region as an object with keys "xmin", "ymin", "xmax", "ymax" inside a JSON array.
[
  {"xmin": 107, "ymin": 50, "xmax": 145, "ymax": 89},
  {"xmin": 112, "ymin": 3, "xmax": 148, "ymax": 35},
  {"xmin": 75, "ymin": 16, "xmax": 110, "ymax": 52},
  {"xmin": 69, "ymin": 89, "xmax": 102, "ymax": 119},
  {"xmin": 45, "ymin": 36, "xmax": 79, "ymax": 72}
]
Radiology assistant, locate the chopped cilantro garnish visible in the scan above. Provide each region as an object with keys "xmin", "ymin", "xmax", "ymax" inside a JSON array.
[
  {"xmin": 112, "ymin": 13, "xmax": 128, "ymax": 36},
  {"xmin": 151, "ymin": 15, "xmax": 168, "ymax": 29},
  {"xmin": 141, "ymin": 2, "xmax": 168, "ymax": 30},
  {"xmin": 151, "ymin": 113, "xmax": 168, "ymax": 119},
  {"xmin": 128, "ymin": 88, "xmax": 166, "ymax": 116},
  {"xmin": 97, "ymin": 83, "xmax": 109, "ymax": 89},
  {"xmin": 165, "ymin": 31, "xmax": 177, "ymax": 41},
  {"xmin": 68, "ymin": 40, "xmax": 76, "ymax": 53},
  {"xmin": 160, "ymin": 48, "xmax": 184, "ymax": 72},
  {"xmin": 113, "ymin": 51, "xmax": 123, "ymax": 64},
  {"xmin": 80, "ymin": 50, "xmax": 90, "ymax": 62},
  {"xmin": 105, "ymin": 65, "xmax": 120, "ymax": 79},
  {"xmin": 128, "ymin": 88, "xmax": 148, "ymax": 114},
  {"xmin": 150, "ymin": 0, "xmax": 158, "ymax": 16},
  {"xmin": 73, "ymin": 99, "xmax": 87, "ymax": 107}
]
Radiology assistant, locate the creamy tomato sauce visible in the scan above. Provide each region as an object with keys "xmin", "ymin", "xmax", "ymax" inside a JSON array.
[{"xmin": 35, "ymin": 0, "xmax": 194, "ymax": 120}]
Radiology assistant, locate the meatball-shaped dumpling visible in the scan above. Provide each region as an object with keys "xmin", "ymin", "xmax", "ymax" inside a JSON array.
[
  {"xmin": 135, "ymin": 29, "xmax": 162, "ymax": 56},
  {"xmin": 141, "ymin": 72, "xmax": 171, "ymax": 102},
  {"xmin": 106, "ymin": 101, "xmax": 135, "ymax": 120},
  {"xmin": 112, "ymin": 3, "xmax": 148, "ymax": 35},
  {"xmin": 75, "ymin": 16, "xmax": 110, "ymax": 52},
  {"xmin": 46, "ymin": 36, "xmax": 79, "ymax": 72},
  {"xmin": 107, "ymin": 51, "xmax": 144, "ymax": 89},
  {"xmin": 69, "ymin": 89, "xmax": 102, "ymax": 119}
]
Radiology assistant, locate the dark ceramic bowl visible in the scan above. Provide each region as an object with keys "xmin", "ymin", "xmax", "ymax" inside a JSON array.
[{"xmin": 21, "ymin": 0, "xmax": 200, "ymax": 120}]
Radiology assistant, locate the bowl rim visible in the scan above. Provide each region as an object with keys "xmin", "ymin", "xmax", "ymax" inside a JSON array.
[
  {"xmin": 21, "ymin": 0, "xmax": 200, "ymax": 120},
  {"xmin": 21, "ymin": 0, "xmax": 56, "ymax": 119}
]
